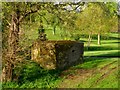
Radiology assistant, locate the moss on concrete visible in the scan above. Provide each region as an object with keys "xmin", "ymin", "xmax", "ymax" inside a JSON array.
[{"xmin": 31, "ymin": 40, "xmax": 84, "ymax": 70}]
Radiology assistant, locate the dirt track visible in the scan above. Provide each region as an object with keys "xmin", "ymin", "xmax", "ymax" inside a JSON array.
[{"xmin": 58, "ymin": 60, "xmax": 118, "ymax": 88}]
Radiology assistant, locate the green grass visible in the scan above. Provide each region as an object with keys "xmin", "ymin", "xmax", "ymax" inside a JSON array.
[
  {"xmin": 59, "ymin": 58, "xmax": 118, "ymax": 88},
  {"xmin": 95, "ymin": 70, "xmax": 118, "ymax": 88},
  {"xmin": 84, "ymin": 50, "xmax": 119, "ymax": 57},
  {"xmin": 72, "ymin": 58, "xmax": 117, "ymax": 69},
  {"xmin": 2, "ymin": 32, "xmax": 119, "ymax": 88},
  {"xmin": 3, "ymin": 60, "xmax": 62, "ymax": 88}
]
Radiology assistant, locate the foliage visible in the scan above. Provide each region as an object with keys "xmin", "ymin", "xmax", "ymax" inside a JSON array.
[
  {"xmin": 75, "ymin": 2, "xmax": 118, "ymax": 45},
  {"xmin": 72, "ymin": 34, "xmax": 81, "ymax": 41},
  {"xmin": 76, "ymin": 2, "xmax": 111, "ymax": 34}
]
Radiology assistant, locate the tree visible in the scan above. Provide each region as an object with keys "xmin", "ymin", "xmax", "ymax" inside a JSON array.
[
  {"xmin": 76, "ymin": 2, "xmax": 117, "ymax": 45},
  {"xmin": 2, "ymin": 1, "xmax": 85, "ymax": 82},
  {"xmin": 2, "ymin": 2, "xmax": 50, "ymax": 82},
  {"xmin": 105, "ymin": 2, "xmax": 118, "ymax": 33}
]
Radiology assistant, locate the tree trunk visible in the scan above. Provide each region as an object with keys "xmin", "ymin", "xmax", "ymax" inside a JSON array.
[
  {"xmin": 3, "ymin": 12, "xmax": 20, "ymax": 82},
  {"xmin": 98, "ymin": 33, "xmax": 101, "ymax": 45},
  {"xmin": 87, "ymin": 32, "xmax": 92, "ymax": 48},
  {"xmin": 53, "ymin": 26, "xmax": 56, "ymax": 35}
]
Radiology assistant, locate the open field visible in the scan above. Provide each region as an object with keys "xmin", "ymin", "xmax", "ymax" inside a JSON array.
[{"xmin": 2, "ymin": 32, "xmax": 119, "ymax": 88}]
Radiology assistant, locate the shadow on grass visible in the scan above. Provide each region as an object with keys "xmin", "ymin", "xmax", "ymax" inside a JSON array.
[
  {"xmin": 94, "ymin": 51, "xmax": 119, "ymax": 57},
  {"xmin": 79, "ymin": 40, "xmax": 87, "ymax": 42},
  {"xmin": 71, "ymin": 56, "xmax": 118, "ymax": 70},
  {"xmin": 108, "ymin": 36, "xmax": 120, "ymax": 40},
  {"xmin": 84, "ymin": 45, "xmax": 118, "ymax": 51},
  {"xmin": 102, "ymin": 41, "xmax": 120, "ymax": 44},
  {"xmin": 18, "ymin": 60, "xmax": 62, "ymax": 85}
]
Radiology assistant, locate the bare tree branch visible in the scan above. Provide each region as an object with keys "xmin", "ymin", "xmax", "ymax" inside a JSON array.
[{"xmin": 19, "ymin": 9, "xmax": 39, "ymax": 22}]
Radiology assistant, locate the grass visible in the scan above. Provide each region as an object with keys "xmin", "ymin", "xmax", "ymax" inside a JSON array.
[
  {"xmin": 84, "ymin": 50, "xmax": 119, "ymax": 57},
  {"xmin": 58, "ymin": 58, "xmax": 118, "ymax": 88},
  {"xmin": 72, "ymin": 58, "xmax": 117, "ymax": 69},
  {"xmin": 2, "ymin": 32, "xmax": 119, "ymax": 88},
  {"xmin": 3, "ymin": 60, "xmax": 62, "ymax": 88}
]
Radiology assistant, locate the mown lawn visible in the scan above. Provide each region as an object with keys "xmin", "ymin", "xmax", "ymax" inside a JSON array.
[{"xmin": 2, "ymin": 32, "xmax": 119, "ymax": 88}]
